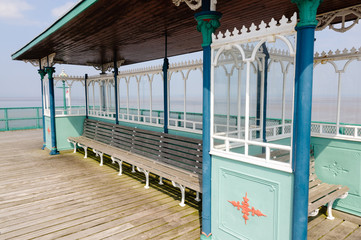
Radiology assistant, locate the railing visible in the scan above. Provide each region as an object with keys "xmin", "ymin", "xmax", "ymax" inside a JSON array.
[
  {"xmin": 55, "ymin": 106, "xmax": 86, "ymax": 116},
  {"xmin": 5, "ymin": 105, "xmax": 361, "ymax": 142},
  {"xmin": 311, "ymin": 122, "xmax": 361, "ymax": 141},
  {"xmin": 0, "ymin": 107, "xmax": 43, "ymax": 131},
  {"xmin": 44, "ymin": 106, "xmax": 86, "ymax": 117}
]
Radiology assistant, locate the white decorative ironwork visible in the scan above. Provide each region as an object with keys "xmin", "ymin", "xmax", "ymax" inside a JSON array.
[
  {"xmin": 172, "ymin": 0, "xmax": 201, "ymax": 10},
  {"xmin": 210, "ymin": 14, "xmax": 297, "ymax": 173},
  {"xmin": 87, "ymin": 73, "xmax": 116, "ymax": 120},
  {"xmin": 172, "ymin": 0, "xmax": 217, "ymax": 11},
  {"xmin": 312, "ymin": 47, "xmax": 361, "ymax": 141},
  {"xmin": 316, "ymin": 4, "xmax": 361, "ymax": 33},
  {"xmin": 212, "ymin": 13, "xmax": 297, "ymax": 49},
  {"xmin": 91, "ymin": 60, "xmax": 125, "ymax": 73},
  {"xmin": 23, "ymin": 53, "xmax": 56, "ymax": 69},
  {"xmin": 86, "ymin": 59, "xmax": 204, "ymax": 132}
]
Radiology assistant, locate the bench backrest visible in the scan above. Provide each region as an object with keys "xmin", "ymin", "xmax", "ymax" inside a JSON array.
[
  {"xmin": 82, "ymin": 119, "xmax": 203, "ymax": 175},
  {"xmin": 159, "ymin": 132, "xmax": 202, "ymax": 175}
]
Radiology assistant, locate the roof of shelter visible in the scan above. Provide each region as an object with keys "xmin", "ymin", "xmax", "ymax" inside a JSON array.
[{"xmin": 11, "ymin": 0, "xmax": 360, "ymax": 66}]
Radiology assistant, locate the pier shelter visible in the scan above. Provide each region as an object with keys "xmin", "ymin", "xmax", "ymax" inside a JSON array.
[{"xmin": 11, "ymin": 1, "xmax": 361, "ymax": 239}]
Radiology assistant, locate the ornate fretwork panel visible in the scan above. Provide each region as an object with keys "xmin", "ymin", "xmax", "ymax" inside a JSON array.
[
  {"xmin": 172, "ymin": 0, "xmax": 217, "ymax": 11},
  {"xmin": 316, "ymin": 4, "xmax": 361, "ymax": 33}
]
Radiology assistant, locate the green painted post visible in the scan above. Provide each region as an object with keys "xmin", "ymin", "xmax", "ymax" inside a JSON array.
[
  {"xmin": 4, "ymin": 108, "xmax": 9, "ymax": 131},
  {"xmin": 62, "ymin": 80, "xmax": 67, "ymax": 114},
  {"xmin": 36, "ymin": 107, "xmax": 40, "ymax": 128}
]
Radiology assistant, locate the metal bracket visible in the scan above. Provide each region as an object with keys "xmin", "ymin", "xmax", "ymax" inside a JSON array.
[
  {"xmin": 159, "ymin": 176, "xmax": 164, "ymax": 185},
  {"xmin": 111, "ymin": 156, "xmax": 123, "ymax": 175},
  {"xmin": 172, "ymin": 181, "xmax": 186, "ymax": 207},
  {"xmin": 327, "ymin": 192, "xmax": 349, "ymax": 220},
  {"xmin": 137, "ymin": 167, "xmax": 150, "ymax": 189},
  {"xmin": 308, "ymin": 208, "xmax": 319, "ymax": 217},
  {"xmin": 77, "ymin": 143, "xmax": 88, "ymax": 158},
  {"xmin": 67, "ymin": 139, "xmax": 77, "ymax": 153},
  {"xmin": 195, "ymin": 191, "xmax": 201, "ymax": 202},
  {"xmin": 93, "ymin": 149, "xmax": 104, "ymax": 166}
]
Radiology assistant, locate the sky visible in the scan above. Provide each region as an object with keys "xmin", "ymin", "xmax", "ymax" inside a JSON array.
[{"xmin": 0, "ymin": 0, "xmax": 360, "ymax": 102}]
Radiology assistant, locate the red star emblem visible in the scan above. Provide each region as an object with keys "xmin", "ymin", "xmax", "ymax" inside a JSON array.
[
  {"xmin": 47, "ymin": 127, "xmax": 51, "ymax": 134},
  {"xmin": 228, "ymin": 192, "xmax": 266, "ymax": 224}
]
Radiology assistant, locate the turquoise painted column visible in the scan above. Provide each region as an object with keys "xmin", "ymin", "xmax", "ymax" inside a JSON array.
[
  {"xmin": 38, "ymin": 69, "xmax": 47, "ymax": 150},
  {"xmin": 291, "ymin": 0, "xmax": 321, "ymax": 239},
  {"xmin": 195, "ymin": 9, "xmax": 221, "ymax": 240},
  {"xmin": 45, "ymin": 66, "xmax": 59, "ymax": 155}
]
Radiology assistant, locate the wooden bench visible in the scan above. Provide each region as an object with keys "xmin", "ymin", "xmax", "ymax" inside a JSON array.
[
  {"xmin": 68, "ymin": 119, "xmax": 202, "ymax": 207},
  {"xmin": 308, "ymin": 156, "xmax": 349, "ymax": 219},
  {"xmin": 258, "ymin": 149, "xmax": 349, "ymax": 219}
]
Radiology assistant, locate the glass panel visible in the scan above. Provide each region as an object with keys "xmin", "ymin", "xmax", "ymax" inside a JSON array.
[
  {"xmin": 118, "ymin": 77, "xmax": 128, "ymax": 118},
  {"xmin": 340, "ymin": 60, "xmax": 361, "ymax": 125},
  {"xmin": 169, "ymin": 71, "xmax": 184, "ymax": 127},
  {"xmin": 312, "ymin": 62, "xmax": 338, "ymax": 123}
]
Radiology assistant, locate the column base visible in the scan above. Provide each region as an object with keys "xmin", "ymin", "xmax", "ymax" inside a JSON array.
[
  {"xmin": 41, "ymin": 144, "xmax": 46, "ymax": 150},
  {"xmin": 201, "ymin": 232, "xmax": 212, "ymax": 239},
  {"xmin": 50, "ymin": 149, "xmax": 59, "ymax": 155}
]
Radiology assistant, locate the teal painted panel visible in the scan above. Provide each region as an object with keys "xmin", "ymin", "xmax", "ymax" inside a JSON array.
[
  {"xmin": 312, "ymin": 137, "xmax": 361, "ymax": 216},
  {"xmin": 212, "ymin": 155, "xmax": 293, "ymax": 240},
  {"xmin": 168, "ymin": 129, "xmax": 202, "ymax": 140},
  {"xmin": 88, "ymin": 116, "xmax": 116, "ymax": 124},
  {"xmin": 55, "ymin": 116, "xmax": 86, "ymax": 151}
]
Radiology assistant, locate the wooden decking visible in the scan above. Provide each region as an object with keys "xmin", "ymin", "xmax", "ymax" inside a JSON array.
[
  {"xmin": 0, "ymin": 130, "xmax": 201, "ymax": 239},
  {"xmin": 0, "ymin": 130, "xmax": 360, "ymax": 239}
]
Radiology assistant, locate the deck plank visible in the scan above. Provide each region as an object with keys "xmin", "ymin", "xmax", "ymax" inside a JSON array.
[
  {"xmin": 307, "ymin": 215, "xmax": 343, "ymax": 239},
  {"xmin": 321, "ymin": 221, "xmax": 359, "ymax": 240},
  {"xmin": 346, "ymin": 227, "xmax": 361, "ymax": 240},
  {"xmin": 0, "ymin": 130, "xmax": 201, "ymax": 239},
  {"xmin": 1, "ymin": 129, "xmax": 360, "ymax": 240}
]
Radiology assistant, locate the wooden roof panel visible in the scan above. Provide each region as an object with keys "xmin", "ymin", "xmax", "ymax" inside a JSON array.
[{"xmin": 12, "ymin": 0, "xmax": 360, "ymax": 66}]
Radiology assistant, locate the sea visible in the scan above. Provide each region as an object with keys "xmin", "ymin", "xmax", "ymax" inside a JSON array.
[{"xmin": 1, "ymin": 97, "xmax": 360, "ymax": 126}]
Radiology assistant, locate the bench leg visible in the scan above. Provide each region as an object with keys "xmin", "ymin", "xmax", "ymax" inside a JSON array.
[
  {"xmin": 159, "ymin": 177, "xmax": 164, "ymax": 185},
  {"xmin": 195, "ymin": 192, "xmax": 201, "ymax": 202},
  {"xmin": 131, "ymin": 165, "xmax": 136, "ymax": 173},
  {"xmin": 137, "ymin": 167, "xmax": 149, "ymax": 189},
  {"xmin": 67, "ymin": 139, "xmax": 77, "ymax": 153},
  {"xmin": 77, "ymin": 144, "xmax": 88, "ymax": 158},
  {"xmin": 327, "ymin": 192, "xmax": 348, "ymax": 220},
  {"xmin": 172, "ymin": 181, "xmax": 186, "ymax": 207},
  {"xmin": 111, "ymin": 156, "xmax": 123, "ymax": 176},
  {"xmin": 308, "ymin": 209, "xmax": 319, "ymax": 217},
  {"xmin": 93, "ymin": 149, "xmax": 104, "ymax": 166}
]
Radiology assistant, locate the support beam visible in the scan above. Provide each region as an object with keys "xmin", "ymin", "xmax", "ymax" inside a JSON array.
[
  {"xmin": 38, "ymin": 68, "xmax": 46, "ymax": 150},
  {"xmin": 45, "ymin": 66, "xmax": 59, "ymax": 155},
  {"xmin": 114, "ymin": 58, "xmax": 119, "ymax": 124},
  {"xmin": 163, "ymin": 33, "xmax": 169, "ymax": 133},
  {"xmin": 85, "ymin": 74, "xmax": 88, "ymax": 119},
  {"xmin": 261, "ymin": 44, "xmax": 269, "ymax": 143},
  {"xmin": 195, "ymin": 10, "xmax": 221, "ymax": 240},
  {"xmin": 291, "ymin": 0, "xmax": 322, "ymax": 239}
]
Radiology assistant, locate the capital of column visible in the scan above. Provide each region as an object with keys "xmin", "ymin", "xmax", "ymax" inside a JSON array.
[
  {"xmin": 292, "ymin": 0, "xmax": 323, "ymax": 27},
  {"xmin": 195, "ymin": 11, "xmax": 222, "ymax": 47},
  {"xmin": 44, "ymin": 67, "xmax": 56, "ymax": 79},
  {"xmin": 38, "ymin": 69, "xmax": 46, "ymax": 80}
]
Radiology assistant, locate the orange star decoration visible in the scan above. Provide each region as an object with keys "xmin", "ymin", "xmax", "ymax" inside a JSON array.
[
  {"xmin": 228, "ymin": 192, "xmax": 266, "ymax": 224},
  {"xmin": 47, "ymin": 127, "xmax": 51, "ymax": 134}
]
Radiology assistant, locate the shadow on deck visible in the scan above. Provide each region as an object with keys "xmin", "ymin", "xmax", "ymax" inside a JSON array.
[{"xmin": 0, "ymin": 130, "xmax": 360, "ymax": 239}]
